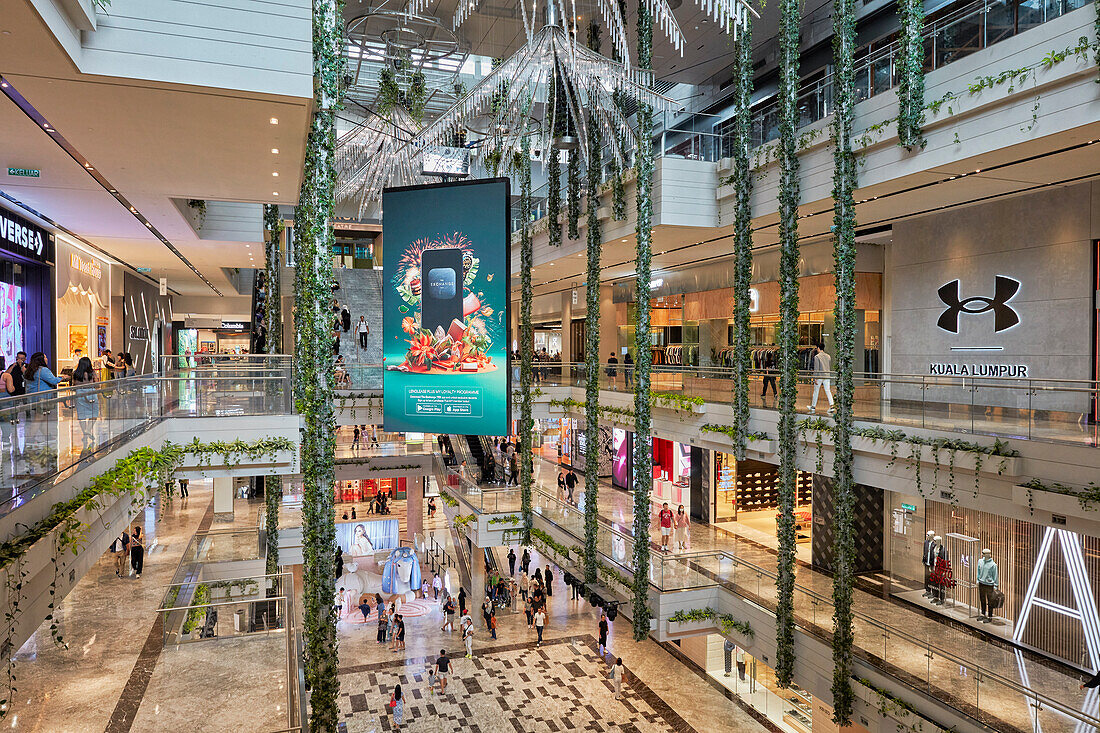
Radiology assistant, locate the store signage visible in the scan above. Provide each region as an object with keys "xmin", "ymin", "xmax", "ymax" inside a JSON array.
[
  {"xmin": 136, "ymin": 267, "xmax": 151, "ymax": 273},
  {"xmin": 220, "ymin": 320, "xmax": 247, "ymax": 330},
  {"xmin": 900, "ymin": 503, "xmax": 916, "ymax": 512},
  {"xmin": 382, "ymin": 178, "xmax": 510, "ymax": 435},
  {"xmin": 421, "ymin": 146, "xmax": 470, "ymax": 177},
  {"xmin": 69, "ymin": 252, "xmax": 102, "ymax": 280},
  {"xmin": 937, "ymin": 276, "xmax": 1020, "ymax": 333},
  {"xmin": 7, "ymin": 168, "xmax": 39, "ymax": 178},
  {"xmin": 928, "ymin": 362, "xmax": 1028, "ymax": 377},
  {"xmin": 0, "ymin": 208, "xmax": 52, "ymax": 262},
  {"xmin": 128, "ymin": 325, "xmax": 149, "ymax": 340}
]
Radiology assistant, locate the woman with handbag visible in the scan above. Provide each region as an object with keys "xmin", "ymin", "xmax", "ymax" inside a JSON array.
[
  {"xmin": 388, "ymin": 684, "xmax": 404, "ymax": 728},
  {"xmin": 72, "ymin": 357, "xmax": 100, "ymax": 457}
]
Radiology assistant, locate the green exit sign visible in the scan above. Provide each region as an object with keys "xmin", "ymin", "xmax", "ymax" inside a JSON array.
[
  {"xmin": 901, "ymin": 503, "xmax": 917, "ymax": 512},
  {"xmin": 7, "ymin": 168, "xmax": 40, "ymax": 178}
]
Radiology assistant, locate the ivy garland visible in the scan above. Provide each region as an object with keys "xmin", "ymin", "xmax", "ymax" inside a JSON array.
[
  {"xmin": 567, "ymin": 150, "xmax": 582, "ymax": 240},
  {"xmin": 611, "ymin": 155, "xmax": 627, "ymax": 220},
  {"xmin": 0, "ymin": 437, "xmax": 291, "ymax": 717},
  {"xmin": 731, "ymin": 20, "xmax": 754, "ymax": 462},
  {"xmin": 293, "ymin": 0, "xmax": 345, "ymax": 725},
  {"xmin": 548, "ymin": 148, "xmax": 563, "ymax": 246},
  {"xmin": 584, "ymin": 82, "xmax": 604, "ymax": 586},
  {"xmin": 830, "ymin": 0, "xmax": 858, "ymax": 717},
  {"xmin": 897, "ymin": 0, "xmax": 927, "ymax": 149},
  {"xmin": 774, "ymin": 0, "xmax": 802, "ymax": 688},
  {"xmin": 631, "ymin": 0, "xmax": 655, "ymax": 643},
  {"xmin": 263, "ymin": 204, "xmax": 285, "ymax": 575},
  {"xmin": 519, "ymin": 103, "xmax": 535, "ymax": 546}
]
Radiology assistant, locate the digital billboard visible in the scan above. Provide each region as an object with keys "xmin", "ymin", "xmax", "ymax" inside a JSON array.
[{"xmin": 382, "ymin": 178, "xmax": 510, "ymax": 435}]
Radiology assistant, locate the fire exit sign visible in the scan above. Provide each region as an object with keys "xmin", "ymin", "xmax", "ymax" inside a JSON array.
[{"xmin": 7, "ymin": 168, "xmax": 40, "ymax": 178}]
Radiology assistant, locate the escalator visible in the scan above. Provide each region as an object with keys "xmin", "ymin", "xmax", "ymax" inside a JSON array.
[{"xmin": 464, "ymin": 435, "xmax": 486, "ymax": 477}]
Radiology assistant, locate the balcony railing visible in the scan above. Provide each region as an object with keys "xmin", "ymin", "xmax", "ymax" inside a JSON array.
[
  {"xmin": 666, "ymin": 0, "xmax": 1091, "ymax": 159},
  {"xmin": 526, "ymin": 482, "xmax": 1098, "ymax": 733},
  {"xmin": 0, "ymin": 355, "xmax": 293, "ymax": 518}
]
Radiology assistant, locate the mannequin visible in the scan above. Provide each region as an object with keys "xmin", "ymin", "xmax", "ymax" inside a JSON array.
[
  {"xmin": 922, "ymin": 530, "xmax": 936, "ymax": 598},
  {"xmin": 929, "ymin": 536, "xmax": 951, "ymax": 604},
  {"xmin": 976, "ymin": 548, "xmax": 999, "ymax": 622}
]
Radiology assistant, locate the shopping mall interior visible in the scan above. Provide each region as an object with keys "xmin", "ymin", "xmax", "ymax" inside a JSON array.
[{"xmin": 1, "ymin": 0, "xmax": 1100, "ymax": 730}]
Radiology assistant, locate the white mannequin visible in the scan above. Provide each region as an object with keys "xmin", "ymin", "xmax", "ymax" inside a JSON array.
[{"xmin": 977, "ymin": 548, "xmax": 999, "ymax": 622}]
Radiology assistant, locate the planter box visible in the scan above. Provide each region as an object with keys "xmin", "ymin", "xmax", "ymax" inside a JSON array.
[
  {"xmin": 652, "ymin": 400, "xmax": 706, "ymax": 415},
  {"xmin": 666, "ymin": 618, "xmax": 716, "ymax": 634},
  {"xmin": 1012, "ymin": 484, "xmax": 1088, "ymax": 516},
  {"xmin": 798, "ymin": 432, "xmax": 1023, "ymax": 477},
  {"xmin": 701, "ymin": 430, "xmax": 777, "ymax": 456}
]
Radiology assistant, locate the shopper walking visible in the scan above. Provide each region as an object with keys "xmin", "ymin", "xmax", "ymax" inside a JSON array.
[
  {"xmin": 658, "ymin": 503, "xmax": 673, "ymax": 553},
  {"xmin": 565, "ymin": 469, "xmax": 578, "ymax": 505},
  {"xmin": 524, "ymin": 599, "xmax": 534, "ymax": 628},
  {"xmin": 395, "ymin": 614, "xmax": 406, "ymax": 652},
  {"xmin": 352, "ymin": 425, "xmax": 361, "ymax": 450},
  {"xmin": 521, "ymin": 548, "xmax": 531, "ymax": 575},
  {"xmin": 179, "ymin": 478, "xmax": 189, "ymax": 498},
  {"xmin": 605, "ymin": 352, "xmax": 618, "ymax": 387},
  {"xmin": 624, "ymin": 351, "xmax": 634, "ymax": 388},
  {"xmin": 25, "ymin": 352, "xmax": 65, "ymax": 395},
  {"xmin": 675, "ymin": 504, "xmax": 690, "ymax": 551},
  {"xmin": 482, "ymin": 597, "xmax": 493, "ymax": 629},
  {"xmin": 489, "ymin": 610, "xmax": 498, "ymax": 639},
  {"xmin": 761, "ymin": 347, "xmax": 778, "ymax": 404},
  {"xmin": 507, "ymin": 548, "xmax": 516, "ymax": 575},
  {"xmin": 610, "ymin": 658, "xmax": 626, "ymax": 699},
  {"xmin": 463, "ymin": 619, "xmax": 474, "ymax": 658},
  {"xmin": 388, "ymin": 684, "xmax": 404, "ymax": 728},
  {"xmin": 111, "ymin": 529, "xmax": 130, "ymax": 578},
  {"xmin": 432, "ymin": 571, "xmax": 442, "ymax": 600},
  {"xmin": 357, "ymin": 316, "xmax": 369, "ymax": 349},
  {"xmin": 598, "ymin": 613, "xmax": 609, "ymax": 656},
  {"xmin": 359, "ymin": 597, "xmax": 372, "ymax": 623},
  {"xmin": 72, "ymin": 357, "xmax": 100, "ymax": 457},
  {"xmin": 458, "ymin": 587, "xmax": 467, "ymax": 617},
  {"xmin": 809, "ymin": 342, "xmax": 835, "ymax": 413},
  {"xmin": 544, "ymin": 566, "xmax": 554, "ymax": 597},
  {"xmin": 434, "ymin": 650, "xmax": 451, "ymax": 695},
  {"xmin": 441, "ymin": 594, "xmax": 456, "ymax": 632},
  {"xmin": 129, "ymin": 525, "xmax": 144, "ymax": 578},
  {"xmin": 533, "ymin": 607, "xmax": 546, "ymax": 646},
  {"xmin": 377, "ymin": 601, "xmax": 388, "ymax": 643}
]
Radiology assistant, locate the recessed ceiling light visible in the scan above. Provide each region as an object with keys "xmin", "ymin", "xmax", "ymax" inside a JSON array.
[
  {"xmin": 273, "ymin": 192, "xmax": 279, "ymax": 196},
  {"xmin": 270, "ymin": 117, "xmax": 279, "ymax": 125},
  {"xmin": 272, "ymin": 172, "xmax": 279, "ymax": 177},
  {"xmin": 0, "ymin": 82, "xmax": 7, "ymax": 88},
  {"xmin": 271, "ymin": 148, "xmax": 279, "ymax": 154}
]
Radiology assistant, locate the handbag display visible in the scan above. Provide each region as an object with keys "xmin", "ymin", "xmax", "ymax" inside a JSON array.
[{"xmin": 991, "ymin": 589, "xmax": 1006, "ymax": 610}]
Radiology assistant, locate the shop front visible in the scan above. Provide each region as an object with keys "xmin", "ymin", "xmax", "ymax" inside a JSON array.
[
  {"xmin": 122, "ymin": 272, "xmax": 172, "ymax": 373},
  {"xmin": 886, "ymin": 492, "xmax": 1100, "ymax": 667},
  {"xmin": 612, "ymin": 241, "xmax": 883, "ymax": 384},
  {"xmin": 55, "ymin": 239, "xmax": 110, "ymax": 374},
  {"xmin": 0, "ymin": 206, "xmax": 55, "ymax": 368},
  {"xmin": 711, "ymin": 451, "xmax": 814, "ymax": 562},
  {"xmin": 678, "ymin": 633, "xmax": 865, "ymax": 733},
  {"xmin": 608, "ymin": 429, "xmax": 702, "ymax": 517}
]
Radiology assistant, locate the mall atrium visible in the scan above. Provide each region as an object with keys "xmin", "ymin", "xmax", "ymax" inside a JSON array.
[{"xmin": 0, "ymin": 0, "xmax": 1098, "ymax": 730}]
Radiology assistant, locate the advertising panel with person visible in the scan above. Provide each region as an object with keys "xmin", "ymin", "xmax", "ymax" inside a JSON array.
[{"xmin": 382, "ymin": 178, "xmax": 510, "ymax": 435}]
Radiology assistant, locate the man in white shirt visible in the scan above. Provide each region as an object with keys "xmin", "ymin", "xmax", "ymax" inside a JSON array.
[
  {"xmin": 357, "ymin": 316, "xmax": 369, "ymax": 349},
  {"xmin": 533, "ymin": 609, "xmax": 546, "ymax": 646},
  {"xmin": 809, "ymin": 343, "xmax": 834, "ymax": 413}
]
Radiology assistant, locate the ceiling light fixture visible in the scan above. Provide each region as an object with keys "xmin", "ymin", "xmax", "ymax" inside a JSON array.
[
  {"xmin": 271, "ymin": 148, "xmax": 279, "ymax": 154},
  {"xmin": 273, "ymin": 192, "xmax": 279, "ymax": 196},
  {"xmin": 272, "ymin": 172, "xmax": 279, "ymax": 177},
  {"xmin": 270, "ymin": 117, "xmax": 279, "ymax": 125}
]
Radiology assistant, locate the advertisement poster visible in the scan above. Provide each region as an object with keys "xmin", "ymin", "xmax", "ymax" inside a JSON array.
[
  {"xmin": 336, "ymin": 518, "xmax": 400, "ymax": 557},
  {"xmin": 382, "ymin": 179, "xmax": 510, "ymax": 435}
]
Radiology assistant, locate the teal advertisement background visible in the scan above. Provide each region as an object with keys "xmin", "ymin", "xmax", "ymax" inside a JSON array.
[{"xmin": 382, "ymin": 178, "xmax": 510, "ymax": 435}]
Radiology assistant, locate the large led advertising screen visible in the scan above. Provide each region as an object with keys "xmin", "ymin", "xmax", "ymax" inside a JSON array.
[{"xmin": 382, "ymin": 178, "xmax": 510, "ymax": 435}]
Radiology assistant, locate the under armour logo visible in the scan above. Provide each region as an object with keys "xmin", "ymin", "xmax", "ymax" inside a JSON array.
[{"xmin": 937, "ymin": 276, "xmax": 1020, "ymax": 333}]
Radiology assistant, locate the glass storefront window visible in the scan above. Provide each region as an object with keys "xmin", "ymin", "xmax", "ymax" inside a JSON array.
[{"xmin": 703, "ymin": 634, "xmax": 815, "ymax": 733}]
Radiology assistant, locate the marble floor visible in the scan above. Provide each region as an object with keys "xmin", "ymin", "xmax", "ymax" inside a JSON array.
[{"xmin": 334, "ymin": 544, "xmax": 770, "ymax": 733}]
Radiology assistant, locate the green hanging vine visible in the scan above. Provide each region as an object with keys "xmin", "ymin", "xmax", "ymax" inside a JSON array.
[
  {"xmin": 897, "ymin": 0, "xmax": 926, "ymax": 149},
  {"xmin": 631, "ymin": 0, "xmax": 655, "ymax": 643},
  {"xmin": 294, "ymin": 0, "xmax": 344, "ymax": 725},
  {"xmin": 731, "ymin": 21, "xmax": 754, "ymax": 462},
  {"xmin": 775, "ymin": 0, "xmax": 801, "ymax": 688},
  {"xmin": 519, "ymin": 100, "xmax": 535, "ymax": 546},
  {"xmin": 584, "ymin": 34, "xmax": 604, "ymax": 586},
  {"xmin": 548, "ymin": 148, "xmax": 563, "ymax": 246},
  {"xmin": 830, "ymin": 0, "xmax": 858, "ymax": 717},
  {"xmin": 263, "ymin": 204, "xmax": 284, "ymax": 575},
  {"xmin": 567, "ymin": 149, "xmax": 582, "ymax": 240}
]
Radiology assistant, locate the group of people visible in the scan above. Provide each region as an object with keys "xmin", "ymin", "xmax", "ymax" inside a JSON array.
[
  {"xmin": 330, "ymin": 300, "xmax": 371, "ymax": 356},
  {"xmin": 656, "ymin": 502, "xmax": 691, "ymax": 552},
  {"xmin": 349, "ymin": 424, "xmax": 379, "ymax": 450},
  {"xmin": 556, "ymin": 468, "xmax": 580, "ymax": 505},
  {"xmin": 605, "ymin": 350, "xmax": 634, "ymax": 388}
]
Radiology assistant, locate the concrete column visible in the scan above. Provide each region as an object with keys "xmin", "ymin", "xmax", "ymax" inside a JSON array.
[
  {"xmin": 598, "ymin": 285, "xmax": 618, "ymax": 361},
  {"xmin": 406, "ymin": 476, "xmax": 423, "ymax": 546},
  {"xmin": 560, "ymin": 289, "xmax": 573, "ymax": 365},
  {"xmin": 213, "ymin": 476, "xmax": 234, "ymax": 522},
  {"xmin": 469, "ymin": 541, "xmax": 486, "ymax": 616}
]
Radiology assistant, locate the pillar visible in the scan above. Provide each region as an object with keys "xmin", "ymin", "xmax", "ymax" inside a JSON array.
[
  {"xmin": 560, "ymin": 289, "xmax": 573, "ymax": 365},
  {"xmin": 406, "ymin": 475, "xmax": 423, "ymax": 546},
  {"xmin": 599, "ymin": 284, "xmax": 617, "ymax": 361},
  {"xmin": 213, "ymin": 476, "xmax": 234, "ymax": 522},
  {"xmin": 469, "ymin": 541, "xmax": 486, "ymax": 615}
]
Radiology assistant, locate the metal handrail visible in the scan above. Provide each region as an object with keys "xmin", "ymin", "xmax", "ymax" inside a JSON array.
[{"xmin": 529, "ymin": 479, "xmax": 1100, "ymax": 729}]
